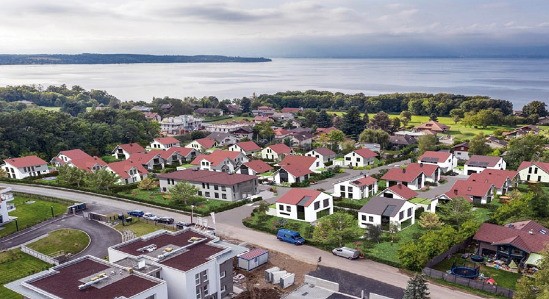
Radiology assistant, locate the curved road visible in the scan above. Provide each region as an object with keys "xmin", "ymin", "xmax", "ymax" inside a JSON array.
[{"xmin": 0, "ymin": 183, "xmax": 482, "ymax": 299}]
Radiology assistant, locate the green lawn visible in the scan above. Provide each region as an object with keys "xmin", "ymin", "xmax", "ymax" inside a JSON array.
[
  {"xmin": 0, "ymin": 249, "xmax": 50, "ymax": 299},
  {"xmin": 27, "ymin": 229, "xmax": 90, "ymax": 256},
  {"xmin": 0, "ymin": 195, "xmax": 71, "ymax": 238},
  {"xmin": 433, "ymin": 255, "xmax": 522, "ymax": 290},
  {"xmin": 114, "ymin": 218, "xmax": 175, "ymax": 237},
  {"xmin": 207, "ymin": 116, "xmax": 254, "ymax": 124},
  {"xmin": 334, "ymin": 197, "xmax": 371, "ymax": 210},
  {"xmin": 101, "ymin": 155, "xmax": 123, "ymax": 163},
  {"xmin": 360, "ymin": 224, "xmax": 424, "ymax": 266}
]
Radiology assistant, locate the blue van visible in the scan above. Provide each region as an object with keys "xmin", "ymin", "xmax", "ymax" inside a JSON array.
[{"xmin": 277, "ymin": 229, "xmax": 305, "ymax": 245}]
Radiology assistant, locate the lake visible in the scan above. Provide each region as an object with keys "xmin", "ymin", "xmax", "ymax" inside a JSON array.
[{"xmin": 1, "ymin": 58, "xmax": 549, "ymax": 108}]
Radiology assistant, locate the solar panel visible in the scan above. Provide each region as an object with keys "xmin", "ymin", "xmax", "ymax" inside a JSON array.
[
  {"xmin": 422, "ymin": 157, "xmax": 439, "ymax": 163},
  {"xmin": 382, "ymin": 205, "xmax": 396, "ymax": 217},
  {"xmin": 468, "ymin": 161, "xmax": 490, "ymax": 167},
  {"xmin": 297, "ymin": 196, "xmax": 311, "ymax": 206}
]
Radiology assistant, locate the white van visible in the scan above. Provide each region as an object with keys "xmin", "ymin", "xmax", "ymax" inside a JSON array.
[{"xmin": 332, "ymin": 247, "xmax": 360, "ymax": 259}]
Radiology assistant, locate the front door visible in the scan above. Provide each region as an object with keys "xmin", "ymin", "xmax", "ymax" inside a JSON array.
[{"xmin": 297, "ymin": 205, "xmax": 305, "ymax": 220}]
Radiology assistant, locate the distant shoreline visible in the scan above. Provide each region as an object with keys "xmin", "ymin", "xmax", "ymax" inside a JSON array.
[{"xmin": 0, "ymin": 53, "xmax": 272, "ymax": 65}]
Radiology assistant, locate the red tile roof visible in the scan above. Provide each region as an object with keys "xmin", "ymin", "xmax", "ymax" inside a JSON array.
[
  {"xmin": 466, "ymin": 155, "xmax": 503, "ymax": 168},
  {"xmin": 268, "ymin": 143, "xmax": 292, "ymax": 154},
  {"xmin": 191, "ymin": 150, "xmax": 241, "ymax": 166},
  {"xmin": 518, "ymin": 161, "xmax": 549, "ymax": 174},
  {"xmin": 157, "ymin": 169, "xmax": 257, "ymax": 185},
  {"xmin": 281, "ymin": 107, "xmax": 301, "ymax": 113},
  {"xmin": 419, "ymin": 151, "xmax": 451, "ymax": 163},
  {"xmin": 243, "ymin": 160, "xmax": 273, "ymax": 174},
  {"xmin": 274, "ymin": 128, "xmax": 290, "ymax": 136},
  {"xmin": 154, "ymin": 137, "xmax": 180, "ymax": 145},
  {"xmin": 350, "ymin": 176, "xmax": 377, "ymax": 187},
  {"xmin": 354, "ymin": 148, "xmax": 378, "ymax": 159},
  {"xmin": 254, "ymin": 116, "xmax": 272, "ymax": 122},
  {"xmin": 468, "ymin": 169, "xmax": 518, "ymax": 189},
  {"xmin": 194, "ymin": 137, "xmax": 217, "ymax": 149},
  {"xmin": 239, "ymin": 248, "xmax": 269, "ymax": 260},
  {"xmin": 415, "ymin": 121, "xmax": 450, "ymax": 132},
  {"xmin": 127, "ymin": 152, "xmax": 162, "ymax": 164},
  {"xmin": 445, "ymin": 179, "xmax": 493, "ymax": 200},
  {"xmin": 107, "ymin": 160, "xmax": 148, "ymax": 179},
  {"xmin": 235, "ymin": 141, "xmax": 261, "ymax": 152},
  {"xmin": 474, "ymin": 221, "xmax": 549, "ymax": 253},
  {"xmin": 117, "ymin": 143, "xmax": 145, "ymax": 155},
  {"xmin": 154, "ymin": 147, "xmax": 195, "ymax": 159},
  {"xmin": 59, "ymin": 149, "xmax": 94, "ymax": 161},
  {"xmin": 382, "ymin": 165, "xmax": 424, "ymax": 183},
  {"xmin": 315, "ymin": 127, "xmax": 337, "ymax": 134},
  {"xmin": 4, "ymin": 155, "xmax": 47, "ymax": 168},
  {"xmin": 279, "ymin": 155, "xmax": 317, "ymax": 177},
  {"xmin": 386, "ymin": 184, "xmax": 418, "ymax": 200},
  {"xmin": 276, "ymin": 188, "xmax": 323, "ymax": 207},
  {"xmin": 57, "ymin": 149, "xmax": 107, "ymax": 172},
  {"xmin": 312, "ymin": 147, "xmax": 336, "ymax": 157}
]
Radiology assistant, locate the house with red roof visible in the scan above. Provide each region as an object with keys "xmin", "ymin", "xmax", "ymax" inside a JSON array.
[
  {"xmin": 305, "ymin": 147, "xmax": 336, "ymax": 164},
  {"xmin": 150, "ymin": 137, "xmax": 181, "ymax": 150},
  {"xmin": 105, "ymin": 160, "xmax": 149, "ymax": 185},
  {"xmin": 127, "ymin": 152, "xmax": 165, "ymax": 170},
  {"xmin": 253, "ymin": 116, "xmax": 273, "ymax": 124},
  {"xmin": 185, "ymin": 137, "xmax": 217, "ymax": 152},
  {"xmin": 340, "ymin": 148, "xmax": 378, "ymax": 168},
  {"xmin": 191, "ymin": 150, "xmax": 248, "ymax": 173},
  {"xmin": 150, "ymin": 147, "xmax": 197, "ymax": 165},
  {"xmin": 315, "ymin": 127, "xmax": 338, "ymax": 136},
  {"xmin": 237, "ymin": 160, "xmax": 273, "ymax": 176},
  {"xmin": 418, "ymin": 151, "xmax": 457, "ymax": 172},
  {"xmin": 382, "ymin": 165, "xmax": 426, "ymax": 190},
  {"xmin": 452, "ymin": 142, "xmax": 470, "ymax": 161},
  {"xmin": 273, "ymin": 128, "xmax": 291, "ymax": 140},
  {"xmin": 261, "ymin": 143, "xmax": 294, "ymax": 161},
  {"xmin": 280, "ymin": 107, "xmax": 302, "ymax": 114},
  {"xmin": 143, "ymin": 111, "xmax": 161, "ymax": 122},
  {"xmin": 112, "ymin": 143, "xmax": 146, "ymax": 160},
  {"xmin": 289, "ymin": 132, "xmax": 313, "ymax": 149},
  {"xmin": 274, "ymin": 155, "xmax": 323, "ymax": 185},
  {"xmin": 3, "ymin": 155, "xmax": 49, "ymax": 179},
  {"xmin": 415, "ymin": 120, "xmax": 450, "ymax": 134},
  {"xmin": 381, "ymin": 184, "xmax": 418, "ymax": 201},
  {"xmin": 51, "ymin": 149, "xmax": 107, "ymax": 172},
  {"xmin": 157, "ymin": 169, "xmax": 258, "ymax": 201},
  {"xmin": 474, "ymin": 220, "xmax": 549, "ymax": 265},
  {"xmin": 469, "ymin": 169, "xmax": 519, "ymax": 195},
  {"xmin": 229, "ymin": 141, "xmax": 261, "ymax": 156},
  {"xmin": 276, "ymin": 189, "xmax": 333, "ymax": 222},
  {"xmin": 333, "ymin": 175, "xmax": 378, "ymax": 199},
  {"xmin": 443, "ymin": 179, "xmax": 495, "ymax": 204},
  {"xmin": 464, "ymin": 155, "xmax": 506, "ymax": 175},
  {"xmin": 517, "ymin": 161, "xmax": 549, "ymax": 183}
]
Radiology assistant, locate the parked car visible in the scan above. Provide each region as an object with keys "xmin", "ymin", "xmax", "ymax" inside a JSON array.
[
  {"xmin": 176, "ymin": 221, "xmax": 193, "ymax": 229},
  {"xmin": 143, "ymin": 212, "xmax": 159, "ymax": 221},
  {"xmin": 157, "ymin": 217, "xmax": 174, "ymax": 224},
  {"xmin": 276, "ymin": 228, "xmax": 305, "ymax": 245},
  {"xmin": 332, "ymin": 247, "xmax": 360, "ymax": 259},
  {"xmin": 128, "ymin": 210, "xmax": 144, "ymax": 217}
]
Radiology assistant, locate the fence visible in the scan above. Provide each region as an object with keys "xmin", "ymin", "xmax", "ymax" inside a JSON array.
[
  {"xmin": 425, "ymin": 238, "xmax": 471, "ymax": 268},
  {"xmin": 422, "ymin": 268, "xmax": 514, "ymax": 298},
  {"xmin": 21, "ymin": 245, "xmax": 59, "ymax": 266}
]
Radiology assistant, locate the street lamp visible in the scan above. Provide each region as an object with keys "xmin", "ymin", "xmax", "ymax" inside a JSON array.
[{"xmin": 191, "ymin": 205, "xmax": 195, "ymax": 224}]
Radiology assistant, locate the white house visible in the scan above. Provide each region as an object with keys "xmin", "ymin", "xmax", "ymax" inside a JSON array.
[
  {"xmin": 380, "ymin": 184, "xmax": 418, "ymax": 201},
  {"xmin": 276, "ymin": 189, "xmax": 333, "ymax": 222},
  {"xmin": 261, "ymin": 143, "xmax": 293, "ymax": 161},
  {"xmin": 106, "ymin": 160, "xmax": 149, "ymax": 185},
  {"xmin": 381, "ymin": 166, "xmax": 426, "ymax": 190},
  {"xmin": 3, "ymin": 156, "xmax": 49, "ymax": 179},
  {"xmin": 207, "ymin": 132, "xmax": 238, "ymax": 147},
  {"xmin": 339, "ymin": 148, "xmax": 378, "ymax": 168},
  {"xmin": 150, "ymin": 137, "xmax": 181, "ymax": 150},
  {"xmin": 0, "ymin": 187, "xmax": 15, "ymax": 224},
  {"xmin": 418, "ymin": 151, "xmax": 457, "ymax": 172},
  {"xmin": 112, "ymin": 143, "xmax": 146, "ymax": 160},
  {"xmin": 464, "ymin": 155, "xmax": 506, "ymax": 175},
  {"xmin": 517, "ymin": 161, "xmax": 549, "ymax": 183},
  {"xmin": 468, "ymin": 169, "xmax": 519, "ymax": 195},
  {"xmin": 50, "ymin": 149, "xmax": 107, "ymax": 172},
  {"xmin": 333, "ymin": 176, "xmax": 378, "ymax": 199},
  {"xmin": 191, "ymin": 150, "xmax": 249, "ymax": 173},
  {"xmin": 229, "ymin": 141, "xmax": 261, "ymax": 156},
  {"xmin": 444, "ymin": 179, "xmax": 495, "ymax": 204},
  {"xmin": 160, "ymin": 114, "xmax": 203, "ymax": 135},
  {"xmin": 127, "ymin": 152, "xmax": 165, "ymax": 170},
  {"xmin": 274, "ymin": 155, "xmax": 322, "ymax": 184},
  {"xmin": 452, "ymin": 142, "xmax": 470, "ymax": 161},
  {"xmin": 157, "ymin": 169, "xmax": 258, "ymax": 201},
  {"xmin": 237, "ymin": 160, "xmax": 273, "ymax": 176},
  {"xmin": 358, "ymin": 197, "xmax": 416, "ymax": 231},
  {"xmin": 152, "ymin": 147, "xmax": 197, "ymax": 165},
  {"xmin": 305, "ymin": 147, "xmax": 337, "ymax": 164},
  {"xmin": 185, "ymin": 138, "xmax": 217, "ymax": 152}
]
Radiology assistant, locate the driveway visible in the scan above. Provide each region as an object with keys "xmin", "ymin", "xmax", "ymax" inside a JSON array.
[{"xmin": 0, "ymin": 214, "xmax": 121, "ymax": 259}]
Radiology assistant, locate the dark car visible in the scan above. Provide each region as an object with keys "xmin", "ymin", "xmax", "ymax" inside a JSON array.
[
  {"xmin": 157, "ymin": 217, "xmax": 174, "ymax": 224},
  {"xmin": 176, "ymin": 221, "xmax": 193, "ymax": 229},
  {"xmin": 128, "ymin": 210, "xmax": 145, "ymax": 217}
]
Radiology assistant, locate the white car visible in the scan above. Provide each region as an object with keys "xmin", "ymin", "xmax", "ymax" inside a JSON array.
[{"xmin": 143, "ymin": 212, "xmax": 159, "ymax": 221}]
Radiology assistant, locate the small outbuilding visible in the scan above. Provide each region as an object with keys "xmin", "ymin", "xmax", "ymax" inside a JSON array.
[{"xmin": 238, "ymin": 248, "xmax": 269, "ymax": 271}]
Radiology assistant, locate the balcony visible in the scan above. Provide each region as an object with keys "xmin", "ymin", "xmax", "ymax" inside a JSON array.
[{"xmin": 1, "ymin": 193, "xmax": 14, "ymax": 202}]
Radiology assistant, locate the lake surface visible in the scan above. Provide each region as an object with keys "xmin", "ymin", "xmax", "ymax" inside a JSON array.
[{"xmin": 1, "ymin": 58, "xmax": 549, "ymax": 108}]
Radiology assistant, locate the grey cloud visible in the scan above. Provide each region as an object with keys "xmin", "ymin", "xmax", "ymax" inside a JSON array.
[{"xmin": 163, "ymin": 5, "xmax": 281, "ymax": 22}]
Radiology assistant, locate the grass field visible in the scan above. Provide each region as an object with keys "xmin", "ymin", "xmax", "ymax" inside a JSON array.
[
  {"xmin": 27, "ymin": 229, "xmax": 90, "ymax": 256},
  {"xmin": 114, "ymin": 218, "xmax": 175, "ymax": 237},
  {"xmin": 209, "ymin": 116, "xmax": 254, "ymax": 124},
  {"xmin": 0, "ymin": 249, "xmax": 50, "ymax": 299},
  {"xmin": 0, "ymin": 195, "xmax": 71, "ymax": 238},
  {"xmin": 361, "ymin": 224, "xmax": 423, "ymax": 265}
]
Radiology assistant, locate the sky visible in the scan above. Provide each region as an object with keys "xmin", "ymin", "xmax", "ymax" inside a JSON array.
[{"xmin": 2, "ymin": 0, "xmax": 549, "ymax": 57}]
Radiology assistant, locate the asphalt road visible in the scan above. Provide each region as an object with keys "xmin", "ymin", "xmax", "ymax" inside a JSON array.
[{"xmin": 0, "ymin": 183, "xmax": 482, "ymax": 299}]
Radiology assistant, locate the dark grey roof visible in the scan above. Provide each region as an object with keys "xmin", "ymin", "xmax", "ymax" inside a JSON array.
[
  {"xmin": 207, "ymin": 132, "xmax": 233, "ymax": 142},
  {"xmin": 389, "ymin": 135, "xmax": 417, "ymax": 145},
  {"xmin": 359, "ymin": 197, "xmax": 407, "ymax": 217}
]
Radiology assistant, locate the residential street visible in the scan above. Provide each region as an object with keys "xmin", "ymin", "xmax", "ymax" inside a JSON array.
[{"xmin": 0, "ymin": 182, "xmax": 483, "ymax": 299}]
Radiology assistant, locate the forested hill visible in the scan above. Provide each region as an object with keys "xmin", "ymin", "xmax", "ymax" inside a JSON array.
[{"xmin": 0, "ymin": 54, "xmax": 272, "ymax": 65}]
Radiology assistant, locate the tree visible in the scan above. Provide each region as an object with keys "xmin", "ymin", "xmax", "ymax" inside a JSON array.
[
  {"xmin": 419, "ymin": 213, "xmax": 443, "ymax": 230},
  {"xmin": 301, "ymin": 110, "xmax": 318, "ymax": 128},
  {"xmin": 522, "ymin": 100, "xmax": 548, "ymax": 117},
  {"xmin": 316, "ymin": 110, "xmax": 333, "ymax": 128},
  {"xmin": 359, "ymin": 129, "xmax": 390, "ymax": 149},
  {"xmin": 240, "ymin": 97, "xmax": 251, "ymax": 114},
  {"xmin": 492, "ymin": 190, "xmax": 534, "ymax": 225},
  {"xmin": 400, "ymin": 111, "xmax": 412, "ymax": 127},
  {"xmin": 170, "ymin": 181, "xmax": 200, "ymax": 206},
  {"xmin": 505, "ymin": 134, "xmax": 548, "ymax": 169},
  {"xmin": 85, "ymin": 169, "xmax": 118, "ymax": 191},
  {"xmin": 515, "ymin": 248, "xmax": 549, "ymax": 299},
  {"xmin": 449, "ymin": 108, "xmax": 464, "ymax": 124},
  {"xmin": 366, "ymin": 225, "xmax": 383, "ymax": 243},
  {"xmin": 138, "ymin": 177, "xmax": 157, "ymax": 190},
  {"xmin": 253, "ymin": 121, "xmax": 275, "ymax": 144},
  {"xmin": 57, "ymin": 165, "xmax": 86, "ymax": 187},
  {"xmin": 0, "ymin": 167, "xmax": 6, "ymax": 178},
  {"xmin": 340, "ymin": 107, "xmax": 365, "ymax": 140},
  {"xmin": 384, "ymin": 222, "xmax": 400, "ymax": 243},
  {"xmin": 437, "ymin": 198, "xmax": 474, "ymax": 228},
  {"xmin": 312, "ymin": 212, "xmax": 362, "ymax": 247},
  {"xmin": 327, "ymin": 129, "xmax": 345, "ymax": 151},
  {"xmin": 468, "ymin": 133, "xmax": 491, "ymax": 156},
  {"xmin": 391, "ymin": 117, "xmax": 401, "ymax": 132},
  {"xmin": 417, "ymin": 135, "xmax": 437, "ymax": 154},
  {"xmin": 403, "ymin": 273, "xmax": 430, "ymax": 299},
  {"xmin": 369, "ymin": 111, "xmax": 392, "ymax": 132},
  {"xmin": 429, "ymin": 113, "xmax": 438, "ymax": 122}
]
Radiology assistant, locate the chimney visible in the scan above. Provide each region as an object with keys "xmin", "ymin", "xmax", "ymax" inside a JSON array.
[
  {"xmin": 420, "ymin": 163, "xmax": 423, "ymax": 167},
  {"xmin": 402, "ymin": 168, "xmax": 406, "ymax": 173},
  {"xmin": 454, "ymin": 189, "xmax": 458, "ymax": 195}
]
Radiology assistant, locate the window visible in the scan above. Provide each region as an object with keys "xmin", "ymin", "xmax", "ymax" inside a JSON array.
[
  {"xmin": 204, "ymin": 285, "xmax": 209, "ymax": 295},
  {"xmin": 205, "ymin": 192, "xmax": 210, "ymax": 197},
  {"xmin": 195, "ymin": 273, "xmax": 201, "ymax": 285},
  {"xmin": 399, "ymin": 211, "xmax": 404, "ymax": 220},
  {"xmin": 286, "ymin": 206, "xmax": 291, "ymax": 212},
  {"xmin": 323, "ymin": 198, "xmax": 329, "ymax": 208},
  {"xmin": 222, "ymin": 194, "xmax": 227, "ymax": 199},
  {"xmin": 203, "ymin": 270, "xmax": 208, "ymax": 282},
  {"xmin": 539, "ymin": 176, "xmax": 542, "ymax": 182},
  {"xmin": 279, "ymin": 205, "xmax": 284, "ymax": 210},
  {"xmin": 361, "ymin": 215, "xmax": 366, "ymax": 221},
  {"xmin": 347, "ymin": 186, "xmax": 352, "ymax": 192},
  {"xmin": 314, "ymin": 202, "xmax": 320, "ymax": 210},
  {"xmin": 221, "ymin": 186, "xmax": 226, "ymax": 191},
  {"xmin": 340, "ymin": 185, "xmax": 345, "ymax": 191},
  {"xmin": 214, "ymin": 185, "xmax": 219, "ymax": 190},
  {"xmin": 196, "ymin": 286, "xmax": 201, "ymax": 299},
  {"xmin": 202, "ymin": 183, "xmax": 206, "ymax": 188},
  {"xmin": 198, "ymin": 191, "xmax": 202, "ymax": 196},
  {"xmin": 215, "ymin": 193, "xmax": 219, "ymax": 199},
  {"xmin": 220, "ymin": 270, "xmax": 226, "ymax": 278},
  {"xmin": 368, "ymin": 216, "xmax": 373, "ymax": 222},
  {"xmin": 535, "ymin": 168, "xmax": 538, "ymax": 174},
  {"xmin": 221, "ymin": 285, "xmax": 226, "ymax": 293}
]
